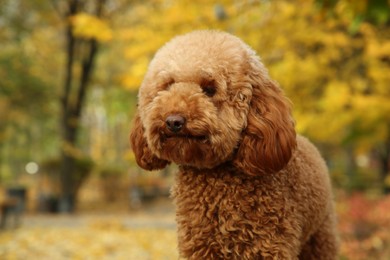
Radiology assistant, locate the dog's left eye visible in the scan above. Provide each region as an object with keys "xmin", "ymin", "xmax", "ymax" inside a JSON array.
[
  {"xmin": 163, "ymin": 79, "xmax": 175, "ymax": 89},
  {"xmin": 201, "ymin": 82, "xmax": 216, "ymax": 97}
]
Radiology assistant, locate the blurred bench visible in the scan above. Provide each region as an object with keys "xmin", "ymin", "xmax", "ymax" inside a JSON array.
[{"xmin": 0, "ymin": 187, "xmax": 26, "ymax": 229}]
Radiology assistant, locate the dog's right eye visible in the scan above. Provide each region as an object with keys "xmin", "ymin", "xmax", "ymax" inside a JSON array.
[{"xmin": 201, "ymin": 82, "xmax": 216, "ymax": 97}]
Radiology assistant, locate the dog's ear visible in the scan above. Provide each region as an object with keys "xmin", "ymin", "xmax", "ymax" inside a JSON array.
[
  {"xmin": 130, "ymin": 112, "xmax": 169, "ymax": 171},
  {"xmin": 233, "ymin": 55, "xmax": 296, "ymax": 175}
]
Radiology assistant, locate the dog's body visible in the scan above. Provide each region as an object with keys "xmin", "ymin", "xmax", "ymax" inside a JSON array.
[
  {"xmin": 172, "ymin": 135, "xmax": 337, "ymax": 259},
  {"xmin": 130, "ymin": 30, "xmax": 338, "ymax": 259}
]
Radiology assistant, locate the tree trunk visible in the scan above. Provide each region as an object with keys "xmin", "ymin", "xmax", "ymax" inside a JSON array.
[
  {"xmin": 58, "ymin": 0, "xmax": 78, "ymax": 213},
  {"xmin": 58, "ymin": 0, "xmax": 102, "ymax": 212}
]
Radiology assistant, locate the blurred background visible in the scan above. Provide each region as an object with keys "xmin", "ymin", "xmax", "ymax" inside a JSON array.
[{"xmin": 0, "ymin": 0, "xmax": 389, "ymax": 259}]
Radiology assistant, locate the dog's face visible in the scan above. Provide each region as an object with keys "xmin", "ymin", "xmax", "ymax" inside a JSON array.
[{"xmin": 131, "ymin": 31, "xmax": 296, "ymax": 174}]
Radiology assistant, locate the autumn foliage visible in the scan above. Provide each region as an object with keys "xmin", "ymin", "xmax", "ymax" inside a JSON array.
[{"xmin": 338, "ymin": 193, "xmax": 390, "ymax": 259}]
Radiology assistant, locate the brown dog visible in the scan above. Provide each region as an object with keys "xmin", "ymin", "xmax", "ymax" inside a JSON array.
[{"xmin": 130, "ymin": 30, "xmax": 338, "ymax": 259}]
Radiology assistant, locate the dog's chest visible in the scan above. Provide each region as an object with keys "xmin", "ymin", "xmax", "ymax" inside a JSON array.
[{"xmin": 172, "ymin": 168, "xmax": 287, "ymax": 258}]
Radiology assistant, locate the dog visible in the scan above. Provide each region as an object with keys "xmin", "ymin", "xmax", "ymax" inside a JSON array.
[{"xmin": 130, "ymin": 30, "xmax": 338, "ymax": 259}]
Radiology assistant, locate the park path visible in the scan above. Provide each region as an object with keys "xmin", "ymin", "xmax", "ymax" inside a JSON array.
[
  {"xmin": 0, "ymin": 200, "xmax": 179, "ymax": 259},
  {"xmin": 21, "ymin": 211, "xmax": 176, "ymax": 229},
  {"xmin": 16, "ymin": 197, "xmax": 177, "ymax": 229}
]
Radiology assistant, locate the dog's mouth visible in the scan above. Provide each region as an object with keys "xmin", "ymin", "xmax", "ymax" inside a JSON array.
[{"xmin": 161, "ymin": 132, "xmax": 209, "ymax": 143}]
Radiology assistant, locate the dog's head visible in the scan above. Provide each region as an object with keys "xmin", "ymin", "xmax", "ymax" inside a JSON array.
[{"xmin": 130, "ymin": 30, "xmax": 296, "ymax": 174}]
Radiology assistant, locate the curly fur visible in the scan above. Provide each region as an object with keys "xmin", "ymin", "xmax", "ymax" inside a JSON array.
[{"xmin": 130, "ymin": 30, "xmax": 338, "ymax": 259}]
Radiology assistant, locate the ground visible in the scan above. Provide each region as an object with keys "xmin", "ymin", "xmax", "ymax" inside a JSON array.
[
  {"xmin": 0, "ymin": 199, "xmax": 178, "ymax": 260},
  {"xmin": 1, "ymin": 194, "xmax": 390, "ymax": 259}
]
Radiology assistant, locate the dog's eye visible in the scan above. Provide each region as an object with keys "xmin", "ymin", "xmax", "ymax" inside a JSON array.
[
  {"xmin": 201, "ymin": 82, "xmax": 216, "ymax": 97},
  {"xmin": 162, "ymin": 79, "xmax": 175, "ymax": 90}
]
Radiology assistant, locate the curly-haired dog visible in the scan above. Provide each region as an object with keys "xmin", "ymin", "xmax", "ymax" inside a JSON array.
[{"xmin": 130, "ymin": 30, "xmax": 338, "ymax": 259}]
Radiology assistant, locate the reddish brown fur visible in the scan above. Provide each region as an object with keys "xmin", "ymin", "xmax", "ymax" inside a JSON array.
[
  {"xmin": 129, "ymin": 112, "xmax": 168, "ymax": 170},
  {"xmin": 234, "ymin": 68, "xmax": 297, "ymax": 175},
  {"xmin": 130, "ymin": 30, "xmax": 338, "ymax": 259}
]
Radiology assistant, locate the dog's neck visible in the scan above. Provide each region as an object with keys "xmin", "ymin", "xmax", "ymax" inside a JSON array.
[
  {"xmin": 178, "ymin": 161, "xmax": 262, "ymax": 181},
  {"xmin": 179, "ymin": 161, "xmax": 232, "ymax": 172}
]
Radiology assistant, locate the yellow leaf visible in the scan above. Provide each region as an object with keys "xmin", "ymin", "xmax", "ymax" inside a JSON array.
[{"xmin": 70, "ymin": 13, "xmax": 112, "ymax": 42}]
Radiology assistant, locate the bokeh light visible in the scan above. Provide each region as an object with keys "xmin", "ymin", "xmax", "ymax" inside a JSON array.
[{"xmin": 25, "ymin": 162, "xmax": 39, "ymax": 174}]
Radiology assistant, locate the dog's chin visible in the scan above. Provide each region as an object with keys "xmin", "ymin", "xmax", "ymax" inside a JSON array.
[{"xmin": 156, "ymin": 135, "xmax": 225, "ymax": 169}]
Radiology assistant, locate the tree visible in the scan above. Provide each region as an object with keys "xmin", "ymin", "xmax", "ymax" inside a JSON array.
[
  {"xmin": 1, "ymin": 0, "xmax": 132, "ymax": 206},
  {"xmin": 52, "ymin": 0, "xmax": 112, "ymax": 211}
]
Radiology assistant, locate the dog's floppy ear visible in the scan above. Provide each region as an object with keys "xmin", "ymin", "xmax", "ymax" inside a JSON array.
[
  {"xmin": 233, "ymin": 55, "xmax": 296, "ymax": 175},
  {"xmin": 130, "ymin": 111, "xmax": 169, "ymax": 171}
]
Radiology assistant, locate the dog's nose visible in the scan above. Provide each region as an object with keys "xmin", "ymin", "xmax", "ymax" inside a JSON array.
[{"xmin": 166, "ymin": 115, "xmax": 186, "ymax": 133}]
